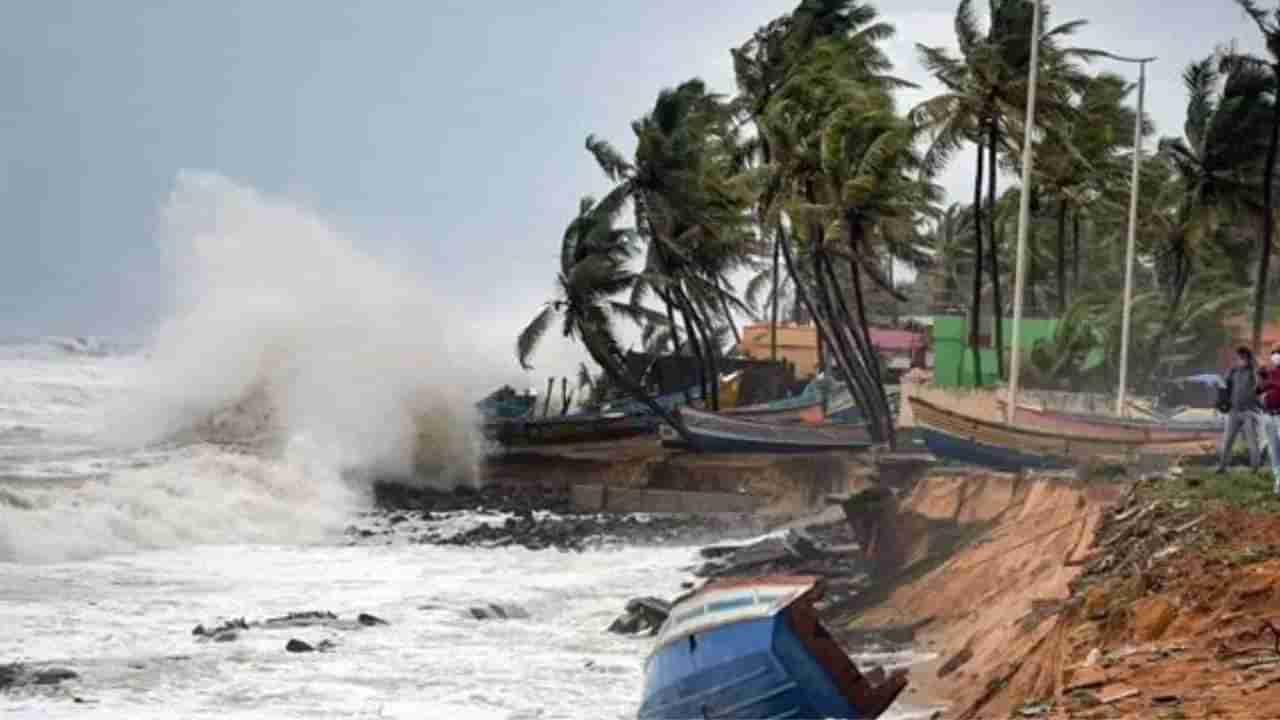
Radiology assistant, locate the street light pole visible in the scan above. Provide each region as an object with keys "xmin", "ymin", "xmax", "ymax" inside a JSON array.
[
  {"xmin": 1004, "ymin": 0, "xmax": 1042, "ymax": 424},
  {"xmin": 1103, "ymin": 53, "xmax": 1156, "ymax": 418}
]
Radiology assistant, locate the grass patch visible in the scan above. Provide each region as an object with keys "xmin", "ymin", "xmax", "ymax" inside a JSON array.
[{"xmin": 1150, "ymin": 469, "xmax": 1280, "ymax": 511}]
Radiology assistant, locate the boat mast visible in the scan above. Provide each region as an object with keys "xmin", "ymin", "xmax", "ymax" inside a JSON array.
[
  {"xmin": 1108, "ymin": 54, "xmax": 1154, "ymax": 417},
  {"xmin": 1005, "ymin": 0, "xmax": 1042, "ymax": 424}
]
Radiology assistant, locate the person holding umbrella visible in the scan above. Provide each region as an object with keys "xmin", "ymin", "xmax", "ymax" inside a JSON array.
[{"xmin": 1217, "ymin": 347, "xmax": 1262, "ymax": 474}]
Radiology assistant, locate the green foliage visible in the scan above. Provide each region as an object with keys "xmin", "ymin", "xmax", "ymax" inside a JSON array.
[
  {"xmin": 1152, "ymin": 470, "xmax": 1280, "ymax": 512},
  {"xmin": 520, "ymin": 0, "xmax": 1280, "ymax": 441}
]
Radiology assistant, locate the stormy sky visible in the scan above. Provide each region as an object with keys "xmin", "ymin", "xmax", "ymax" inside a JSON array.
[{"xmin": 0, "ymin": 1, "xmax": 1266, "ymax": 379}]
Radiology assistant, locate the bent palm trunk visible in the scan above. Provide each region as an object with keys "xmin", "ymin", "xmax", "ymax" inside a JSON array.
[
  {"xmin": 988, "ymin": 120, "xmax": 1005, "ymax": 380},
  {"xmin": 970, "ymin": 139, "xmax": 986, "ymax": 387},
  {"xmin": 1254, "ymin": 89, "xmax": 1280, "ymax": 354}
]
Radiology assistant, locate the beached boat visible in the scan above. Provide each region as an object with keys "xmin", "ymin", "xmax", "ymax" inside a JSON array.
[
  {"xmin": 484, "ymin": 412, "xmax": 657, "ymax": 447},
  {"xmin": 995, "ymin": 401, "xmax": 1221, "ymax": 442},
  {"xmin": 911, "ymin": 397, "xmax": 1218, "ymax": 471},
  {"xmin": 824, "ymin": 387, "xmax": 899, "ymax": 425},
  {"xmin": 661, "ymin": 407, "xmax": 871, "ymax": 453},
  {"xmin": 601, "ymin": 386, "xmax": 704, "ymax": 416},
  {"xmin": 638, "ymin": 575, "xmax": 907, "ymax": 720},
  {"xmin": 722, "ymin": 398, "xmax": 825, "ymax": 425},
  {"xmin": 476, "ymin": 390, "xmax": 537, "ymax": 420}
]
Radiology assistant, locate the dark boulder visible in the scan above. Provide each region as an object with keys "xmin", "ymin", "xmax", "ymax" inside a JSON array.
[
  {"xmin": 263, "ymin": 611, "xmax": 338, "ymax": 628},
  {"xmin": 609, "ymin": 597, "xmax": 672, "ymax": 636},
  {"xmin": 468, "ymin": 603, "xmax": 529, "ymax": 620},
  {"xmin": 32, "ymin": 668, "xmax": 78, "ymax": 685},
  {"xmin": 0, "ymin": 663, "xmax": 22, "ymax": 690},
  {"xmin": 0, "ymin": 664, "xmax": 79, "ymax": 689},
  {"xmin": 357, "ymin": 613, "xmax": 389, "ymax": 627},
  {"xmin": 192, "ymin": 618, "xmax": 248, "ymax": 639},
  {"xmin": 285, "ymin": 639, "xmax": 314, "ymax": 653}
]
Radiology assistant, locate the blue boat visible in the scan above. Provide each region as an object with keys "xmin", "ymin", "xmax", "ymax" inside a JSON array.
[
  {"xmin": 476, "ymin": 387, "xmax": 537, "ymax": 420},
  {"xmin": 918, "ymin": 426, "xmax": 1070, "ymax": 472},
  {"xmin": 639, "ymin": 576, "xmax": 907, "ymax": 719}
]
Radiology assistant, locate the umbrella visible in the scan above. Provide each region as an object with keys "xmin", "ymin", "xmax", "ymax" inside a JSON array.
[{"xmin": 1168, "ymin": 373, "xmax": 1226, "ymax": 389}]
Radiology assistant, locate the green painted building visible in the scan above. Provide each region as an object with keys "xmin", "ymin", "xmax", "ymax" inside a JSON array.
[{"xmin": 931, "ymin": 315, "xmax": 1089, "ymax": 387}]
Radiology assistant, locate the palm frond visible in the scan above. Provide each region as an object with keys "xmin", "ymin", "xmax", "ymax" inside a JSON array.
[{"xmin": 516, "ymin": 305, "xmax": 557, "ymax": 370}]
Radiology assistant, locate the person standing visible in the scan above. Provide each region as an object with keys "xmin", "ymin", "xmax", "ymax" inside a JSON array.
[
  {"xmin": 1217, "ymin": 346, "xmax": 1261, "ymax": 473},
  {"xmin": 1256, "ymin": 349, "xmax": 1280, "ymax": 495}
]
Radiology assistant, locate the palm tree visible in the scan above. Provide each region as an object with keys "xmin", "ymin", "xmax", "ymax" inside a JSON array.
[
  {"xmin": 915, "ymin": 0, "xmax": 1096, "ymax": 381},
  {"xmin": 922, "ymin": 203, "xmax": 978, "ymax": 312},
  {"xmin": 1158, "ymin": 56, "xmax": 1272, "ymax": 313},
  {"xmin": 587, "ymin": 79, "xmax": 751, "ymax": 411},
  {"xmin": 1225, "ymin": 0, "xmax": 1280, "ymax": 352},
  {"xmin": 1033, "ymin": 72, "xmax": 1144, "ymax": 311},
  {"xmin": 515, "ymin": 196, "xmax": 690, "ymax": 441},
  {"xmin": 733, "ymin": 1, "xmax": 907, "ymax": 366},
  {"xmin": 758, "ymin": 22, "xmax": 933, "ymax": 443}
]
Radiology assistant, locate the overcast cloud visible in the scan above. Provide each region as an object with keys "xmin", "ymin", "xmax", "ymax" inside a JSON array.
[{"xmin": 0, "ymin": 1, "xmax": 1267, "ymax": 382}]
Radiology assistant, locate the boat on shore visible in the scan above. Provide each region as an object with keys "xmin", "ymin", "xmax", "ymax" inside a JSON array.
[
  {"xmin": 661, "ymin": 406, "xmax": 871, "ymax": 453},
  {"xmin": 483, "ymin": 412, "xmax": 657, "ymax": 447},
  {"xmin": 995, "ymin": 401, "xmax": 1221, "ymax": 442},
  {"xmin": 911, "ymin": 397, "xmax": 1218, "ymax": 471},
  {"xmin": 638, "ymin": 575, "xmax": 907, "ymax": 720},
  {"xmin": 722, "ymin": 398, "xmax": 825, "ymax": 425}
]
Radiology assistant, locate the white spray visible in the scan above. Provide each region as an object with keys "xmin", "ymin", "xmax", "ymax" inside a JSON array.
[{"xmin": 0, "ymin": 172, "xmax": 506, "ymax": 562}]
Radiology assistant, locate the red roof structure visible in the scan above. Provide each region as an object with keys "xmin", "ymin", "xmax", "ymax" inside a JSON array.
[{"xmin": 868, "ymin": 329, "xmax": 927, "ymax": 353}]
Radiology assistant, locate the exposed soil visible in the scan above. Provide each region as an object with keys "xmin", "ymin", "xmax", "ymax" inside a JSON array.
[
  {"xmin": 838, "ymin": 467, "xmax": 1280, "ymax": 720},
  {"xmin": 993, "ymin": 470, "xmax": 1280, "ymax": 720},
  {"xmin": 826, "ymin": 469, "xmax": 1125, "ymax": 719}
]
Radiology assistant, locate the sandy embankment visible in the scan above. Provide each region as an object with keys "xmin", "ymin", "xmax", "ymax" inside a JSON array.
[{"xmin": 827, "ymin": 471, "xmax": 1124, "ymax": 719}]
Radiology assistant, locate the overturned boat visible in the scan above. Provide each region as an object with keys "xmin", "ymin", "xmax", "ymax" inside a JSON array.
[{"xmin": 638, "ymin": 576, "xmax": 907, "ymax": 719}]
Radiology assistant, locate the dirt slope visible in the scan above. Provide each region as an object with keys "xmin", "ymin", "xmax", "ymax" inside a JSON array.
[{"xmin": 832, "ymin": 471, "xmax": 1125, "ymax": 719}]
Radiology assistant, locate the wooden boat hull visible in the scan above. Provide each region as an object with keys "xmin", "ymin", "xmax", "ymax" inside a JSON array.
[
  {"xmin": 723, "ymin": 400, "xmax": 825, "ymax": 425},
  {"xmin": 662, "ymin": 407, "xmax": 871, "ymax": 453},
  {"xmin": 999, "ymin": 402, "xmax": 1221, "ymax": 442},
  {"xmin": 639, "ymin": 577, "xmax": 905, "ymax": 720},
  {"xmin": 484, "ymin": 413, "xmax": 657, "ymax": 447},
  {"xmin": 911, "ymin": 397, "xmax": 1217, "ymax": 470},
  {"xmin": 919, "ymin": 427, "xmax": 1070, "ymax": 471}
]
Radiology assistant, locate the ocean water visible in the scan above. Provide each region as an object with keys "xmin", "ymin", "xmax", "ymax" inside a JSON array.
[
  {"xmin": 0, "ymin": 340, "xmax": 939, "ymax": 719},
  {"xmin": 1, "ymin": 176, "xmax": 935, "ymax": 718}
]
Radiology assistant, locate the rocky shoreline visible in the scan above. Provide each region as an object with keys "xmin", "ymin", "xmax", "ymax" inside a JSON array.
[{"xmin": 357, "ymin": 480, "xmax": 775, "ymax": 552}]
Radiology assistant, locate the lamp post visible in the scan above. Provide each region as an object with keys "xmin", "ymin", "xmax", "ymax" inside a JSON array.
[
  {"xmin": 1099, "ymin": 53, "xmax": 1156, "ymax": 418},
  {"xmin": 1004, "ymin": 0, "xmax": 1042, "ymax": 423}
]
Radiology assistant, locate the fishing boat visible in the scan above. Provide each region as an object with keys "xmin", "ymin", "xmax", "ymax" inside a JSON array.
[
  {"xmin": 824, "ymin": 387, "xmax": 898, "ymax": 425},
  {"xmin": 601, "ymin": 385, "xmax": 704, "ymax": 416},
  {"xmin": 722, "ymin": 398, "xmax": 825, "ymax": 425},
  {"xmin": 638, "ymin": 575, "xmax": 907, "ymax": 720},
  {"xmin": 484, "ymin": 412, "xmax": 657, "ymax": 447},
  {"xmin": 720, "ymin": 376, "xmax": 834, "ymax": 425},
  {"xmin": 661, "ymin": 407, "xmax": 871, "ymax": 453},
  {"xmin": 995, "ymin": 401, "xmax": 1221, "ymax": 442},
  {"xmin": 911, "ymin": 397, "xmax": 1218, "ymax": 471},
  {"xmin": 475, "ymin": 388, "xmax": 537, "ymax": 420}
]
